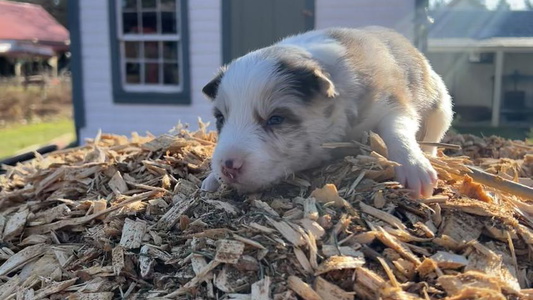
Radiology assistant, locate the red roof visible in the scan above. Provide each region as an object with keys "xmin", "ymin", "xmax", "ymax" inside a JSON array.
[{"xmin": 0, "ymin": 0, "xmax": 69, "ymax": 44}]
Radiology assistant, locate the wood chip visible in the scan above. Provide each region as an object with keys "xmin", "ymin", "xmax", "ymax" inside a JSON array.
[
  {"xmin": 287, "ymin": 276, "xmax": 322, "ymax": 300},
  {"xmin": 314, "ymin": 276, "xmax": 353, "ymax": 300},
  {"xmin": 34, "ymin": 278, "xmax": 78, "ymax": 299},
  {"xmin": 2, "ymin": 207, "xmax": 29, "ymax": 241},
  {"xmin": 251, "ymin": 276, "xmax": 271, "ymax": 300},
  {"xmin": 215, "ymin": 239, "xmax": 245, "ymax": 264},
  {"xmin": 310, "ymin": 184, "xmax": 345, "ymax": 207},
  {"xmin": 430, "ymin": 251, "xmax": 469, "ymax": 269},
  {"xmin": 376, "ymin": 227, "xmax": 421, "ymax": 266},
  {"xmin": 119, "ymin": 218, "xmax": 147, "ymax": 249},
  {"xmin": 0, "ymin": 244, "xmax": 47, "ymax": 276},
  {"xmin": 108, "ymin": 171, "xmax": 128, "ymax": 194},
  {"xmin": 359, "ymin": 202, "xmax": 407, "ymax": 230},
  {"xmin": 266, "ymin": 216, "xmax": 306, "ymax": 246},
  {"xmin": 315, "ymin": 255, "xmax": 365, "ymax": 275}
]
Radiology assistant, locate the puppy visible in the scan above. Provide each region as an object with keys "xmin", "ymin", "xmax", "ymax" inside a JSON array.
[{"xmin": 201, "ymin": 26, "xmax": 453, "ymax": 199}]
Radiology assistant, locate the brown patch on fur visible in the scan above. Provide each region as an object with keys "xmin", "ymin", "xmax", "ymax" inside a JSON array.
[{"xmin": 327, "ymin": 27, "xmax": 433, "ymax": 113}]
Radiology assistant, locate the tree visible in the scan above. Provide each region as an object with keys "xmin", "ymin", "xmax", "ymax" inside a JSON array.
[
  {"xmin": 525, "ymin": 0, "xmax": 533, "ymax": 10},
  {"xmin": 7, "ymin": 0, "xmax": 68, "ymax": 28},
  {"xmin": 429, "ymin": 0, "xmax": 488, "ymax": 10},
  {"xmin": 495, "ymin": 0, "xmax": 511, "ymax": 10}
]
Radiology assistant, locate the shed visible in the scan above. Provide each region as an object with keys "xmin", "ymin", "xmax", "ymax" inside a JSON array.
[
  {"xmin": 427, "ymin": 9, "xmax": 533, "ymax": 127},
  {"xmin": 0, "ymin": 0, "xmax": 69, "ymax": 76}
]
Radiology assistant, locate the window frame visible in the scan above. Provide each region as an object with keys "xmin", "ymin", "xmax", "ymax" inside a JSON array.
[{"xmin": 109, "ymin": 0, "xmax": 190, "ymax": 104}]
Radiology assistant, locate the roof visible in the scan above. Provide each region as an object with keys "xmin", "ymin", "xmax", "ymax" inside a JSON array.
[
  {"xmin": 0, "ymin": 0, "xmax": 69, "ymax": 45},
  {"xmin": 429, "ymin": 10, "xmax": 533, "ymax": 40},
  {"xmin": 0, "ymin": 40, "xmax": 55, "ymax": 58}
]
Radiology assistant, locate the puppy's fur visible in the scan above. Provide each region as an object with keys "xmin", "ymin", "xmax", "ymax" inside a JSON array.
[{"xmin": 201, "ymin": 27, "xmax": 453, "ymax": 199}]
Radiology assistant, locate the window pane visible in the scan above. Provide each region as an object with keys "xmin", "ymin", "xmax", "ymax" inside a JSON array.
[
  {"xmin": 123, "ymin": 12, "xmax": 139, "ymax": 33},
  {"xmin": 141, "ymin": 0, "xmax": 156, "ymax": 8},
  {"xmin": 124, "ymin": 42, "xmax": 140, "ymax": 59},
  {"xmin": 144, "ymin": 42, "xmax": 159, "ymax": 59},
  {"xmin": 163, "ymin": 63, "xmax": 179, "ymax": 84},
  {"xmin": 163, "ymin": 42, "xmax": 177, "ymax": 60},
  {"xmin": 161, "ymin": 12, "xmax": 177, "ymax": 34},
  {"xmin": 145, "ymin": 63, "xmax": 160, "ymax": 84},
  {"xmin": 126, "ymin": 63, "xmax": 141, "ymax": 83},
  {"xmin": 160, "ymin": 0, "xmax": 176, "ymax": 11},
  {"xmin": 122, "ymin": 0, "xmax": 137, "ymax": 10},
  {"xmin": 142, "ymin": 12, "xmax": 157, "ymax": 33}
]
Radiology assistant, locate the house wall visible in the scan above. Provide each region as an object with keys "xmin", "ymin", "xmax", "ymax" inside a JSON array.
[
  {"xmin": 79, "ymin": 0, "xmax": 220, "ymax": 142},
  {"xmin": 502, "ymin": 53, "xmax": 533, "ymax": 108},
  {"xmin": 315, "ymin": 0, "xmax": 415, "ymax": 40},
  {"xmin": 427, "ymin": 52, "xmax": 494, "ymax": 108},
  {"xmin": 427, "ymin": 52, "xmax": 533, "ymax": 109}
]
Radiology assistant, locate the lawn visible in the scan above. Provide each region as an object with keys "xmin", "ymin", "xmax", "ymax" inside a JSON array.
[{"xmin": 0, "ymin": 118, "xmax": 75, "ymax": 159}]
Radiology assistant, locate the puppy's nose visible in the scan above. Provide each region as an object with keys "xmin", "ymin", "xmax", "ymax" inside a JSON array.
[
  {"xmin": 221, "ymin": 158, "xmax": 244, "ymax": 181},
  {"xmin": 224, "ymin": 158, "xmax": 243, "ymax": 170}
]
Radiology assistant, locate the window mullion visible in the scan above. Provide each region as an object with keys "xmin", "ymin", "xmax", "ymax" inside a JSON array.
[
  {"xmin": 159, "ymin": 41, "xmax": 163, "ymax": 85},
  {"xmin": 137, "ymin": 0, "xmax": 142, "ymax": 34},
  {"xmin": 157, "ymin": 0, "xmax": 162, "ymax": 35},
  {"xmin": 140, "ymin": 41, "xmax": 145, "ymax": 84},
  {"xmin": 121, "ymin": 34, "xmax": 180, "ymax": 41}
]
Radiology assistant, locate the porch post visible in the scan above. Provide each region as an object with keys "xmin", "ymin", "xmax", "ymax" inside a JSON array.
[{"xmin": 491, "ymin": 50, "xmax": 504, "ymax": 127}]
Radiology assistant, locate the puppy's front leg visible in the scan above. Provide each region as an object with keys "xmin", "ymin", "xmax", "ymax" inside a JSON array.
[
  {"xmin": 201, "ymin": 172, "xmax": 221, "ymax": 192},
  {"xmin": 377, "ymin": 111, "xmax": 437, "ymax": 199}
]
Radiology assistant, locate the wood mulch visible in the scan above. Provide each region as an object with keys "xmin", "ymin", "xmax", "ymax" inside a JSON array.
[{"xmin": 0, "ymin": 123, "xmax": 532, "ymax": 299}]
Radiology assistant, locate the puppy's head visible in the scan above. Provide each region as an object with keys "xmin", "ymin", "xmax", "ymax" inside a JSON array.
[{"xmin": 203, "ymin": 46, "xmax": 344, "ymax": 192}]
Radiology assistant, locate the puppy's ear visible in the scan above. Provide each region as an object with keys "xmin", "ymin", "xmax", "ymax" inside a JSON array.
[
  {"xmin": 278, "ymin": 62, "xmax": 338, "ymax": 99},
  {"xmin": 312, "ymin": 68, "xmax": 338, "ymax": 98},
  {"xmin": 202, "ymin": 68, "xmax": 226, "ymax": 100}
]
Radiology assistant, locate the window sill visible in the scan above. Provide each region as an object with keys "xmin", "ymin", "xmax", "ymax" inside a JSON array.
[{"xmin": 113, "ymin": 90, "xmax": 191, "ymax": 105}]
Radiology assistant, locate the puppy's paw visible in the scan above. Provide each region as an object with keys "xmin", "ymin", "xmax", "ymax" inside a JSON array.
[
  {"xmin": 201, "ymin": 173, "xmax": 221, "ymax": 192},
  {"xmin": 394, "ymin": 156, "xmax": 437, "ymax": 199}
]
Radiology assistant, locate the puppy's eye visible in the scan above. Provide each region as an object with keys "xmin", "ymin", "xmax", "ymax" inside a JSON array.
[{"xmin": 266, "ymin": 115, "xmax": 285, "ymax": 126}]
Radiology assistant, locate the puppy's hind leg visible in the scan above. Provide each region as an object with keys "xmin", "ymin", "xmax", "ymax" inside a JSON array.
[{"xmin": 419, "ymin": 95, "xmax": 454, "ymax": 157}]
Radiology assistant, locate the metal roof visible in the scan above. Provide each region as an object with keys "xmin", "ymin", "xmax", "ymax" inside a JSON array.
[{"xmin": 0, "ymin": 0, "xmax": 69, "ymax": 47}]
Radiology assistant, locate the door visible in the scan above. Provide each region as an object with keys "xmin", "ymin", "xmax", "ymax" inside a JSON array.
[{"xmin": 222, "ymin": 0, "xmax": 314, "ymax": 64}]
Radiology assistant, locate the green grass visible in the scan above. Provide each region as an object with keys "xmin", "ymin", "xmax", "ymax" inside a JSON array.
[{"xmin": 0, "ymin": 118, "xmax": 75, "ymax": 159}]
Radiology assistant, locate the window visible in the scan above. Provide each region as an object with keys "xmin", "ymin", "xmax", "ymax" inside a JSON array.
[{"xmin": 109, "ymin": 0, "xmax": 190, "ymax": 104}]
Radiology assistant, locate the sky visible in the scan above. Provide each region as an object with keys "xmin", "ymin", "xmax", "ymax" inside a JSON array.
[
  {"xmin": 486, "ymin": 0, "xmax": 527, "ymax": 9},
  {"xmin": 434, "ymin": 0, "xmax": 529, "ymax": 9}
]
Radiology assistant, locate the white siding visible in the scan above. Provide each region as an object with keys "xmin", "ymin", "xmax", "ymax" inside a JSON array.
[
  {"xmin": 79, "ymin": 0, "xmax": 221, "ymax": 142},
  {"xmin": 315, "ymin": 0, "xmax": 416, "ymax": 40}
]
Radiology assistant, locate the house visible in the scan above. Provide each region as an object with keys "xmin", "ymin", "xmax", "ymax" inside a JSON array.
[
  {"xmin": 0, "ymin": 0, "xmax": 69, "ymax": 77},
  {"xmin": 69, "ymin": 0, "xmax": 421, "ymax": 143},
  {"xmin": 427, "ymin": 9, "xmax": 533, "ymax": 127}
]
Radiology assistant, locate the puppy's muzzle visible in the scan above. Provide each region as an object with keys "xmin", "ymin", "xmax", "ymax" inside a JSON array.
[{"xmin": 221, "ymin": 158, "xmax": 243, "ymax": 182}]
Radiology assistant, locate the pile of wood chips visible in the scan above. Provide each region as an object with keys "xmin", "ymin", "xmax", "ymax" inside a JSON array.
[{"xmin": 1, "ymin": 122, "xmax": 532, "ymax": 300}]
